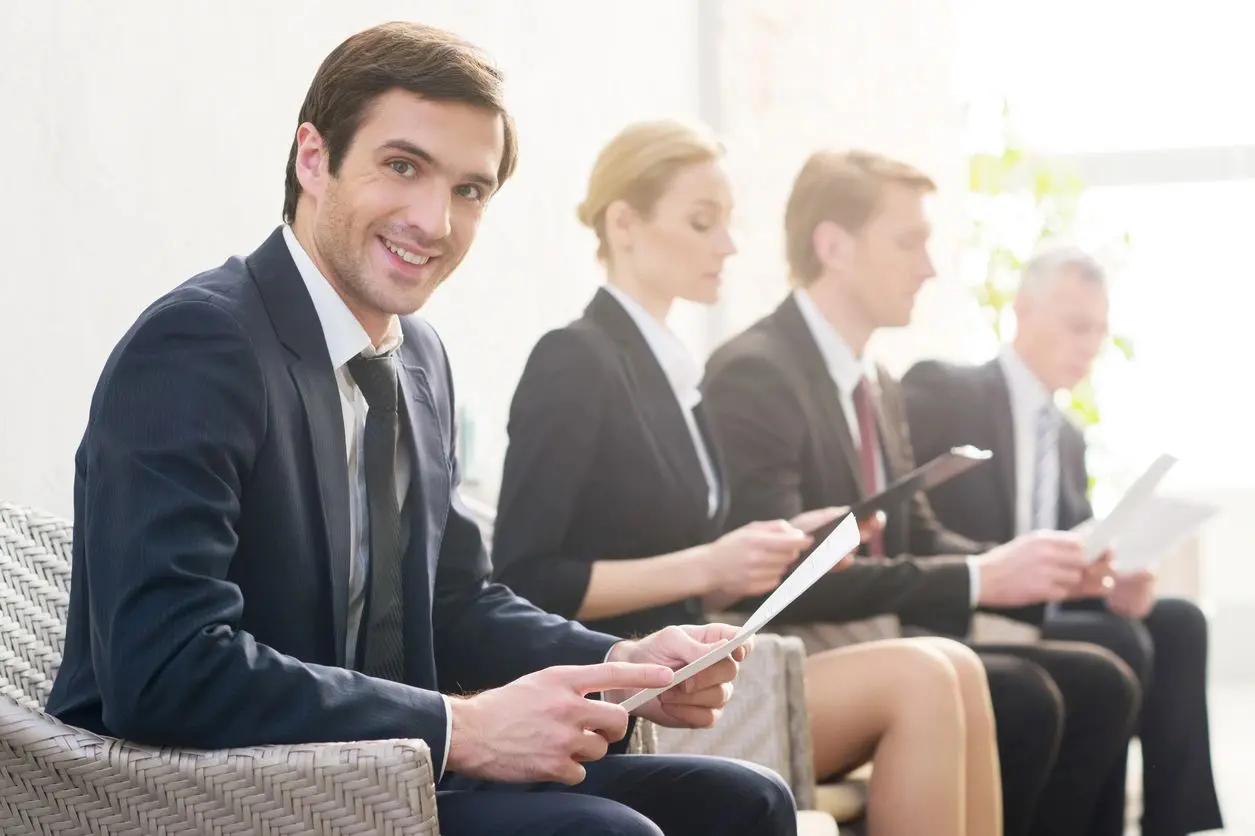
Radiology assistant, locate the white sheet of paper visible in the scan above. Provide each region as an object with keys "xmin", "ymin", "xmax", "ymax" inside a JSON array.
[
  {"xmin": 1100, "ymin": 495, "xmax": 1218, "ymax": 572},
  {"xmin": 618, "ymin": 514, "xmax": 861, "ymax": 712},
  {"xmin": 1082, "ymin": 454, "xmax": 1178, "ymax": 562}
]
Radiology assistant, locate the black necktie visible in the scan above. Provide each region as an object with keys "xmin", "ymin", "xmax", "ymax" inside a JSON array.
[{"xmin": 346, "ymin": 353, "xmax": 406, "ymax": 681}]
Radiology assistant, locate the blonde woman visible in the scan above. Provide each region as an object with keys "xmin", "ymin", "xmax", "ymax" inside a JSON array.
[{"xmin": 492, "ymin": 121, "xmax": 1002, "ymax": 836}]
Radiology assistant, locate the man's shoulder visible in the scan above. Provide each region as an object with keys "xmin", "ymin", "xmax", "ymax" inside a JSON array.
[
  {"xmin": 104, "ymin": 256, "xmax": 264, "ymax": 370},
  {"xmin": 900, "ymin": 357, "xmax": 986, "ymax": 394},
  {"xmin": 129, "ymin": 253, "xmax": 263, "ymax": 338},
  {"xmin": 705, "ymin": 314, "xmax": 791, "ymax": 381}
]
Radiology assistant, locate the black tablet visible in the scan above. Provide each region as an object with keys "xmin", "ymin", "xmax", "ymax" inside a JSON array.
[{"xmin": 804, "ymin": 445, "xmax": 993, "ymax": 536}]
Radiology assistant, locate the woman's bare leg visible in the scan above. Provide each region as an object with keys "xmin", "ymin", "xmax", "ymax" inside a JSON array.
[
  {"xmin": 803, "ymin": 639, "xmax": 966, "ymax": 836},
  {"xmin": 919, "ymin": 638, "xmax": 1003, "ymax": 836}
]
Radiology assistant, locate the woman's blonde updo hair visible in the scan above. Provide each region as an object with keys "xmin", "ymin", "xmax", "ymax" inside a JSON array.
[{"xmin": 577, "ymin": 119, "xmax": 724, "ymax": 262}]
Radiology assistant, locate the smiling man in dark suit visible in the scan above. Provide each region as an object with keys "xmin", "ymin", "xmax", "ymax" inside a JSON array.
[
  {"xmin": 44, "ymin": 21, "xmax": 795, "ymax": 836},
  {"xmin": 902, "ymin": 245, "xmax": 1224, "ymax": 836},
  {"xmin": 702, "ymin": 150, "xmax": 1141, "ymax": 836}
]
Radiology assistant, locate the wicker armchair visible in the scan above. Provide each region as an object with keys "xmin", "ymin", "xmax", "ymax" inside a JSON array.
[{"xmin": 0, "ymin": 502, "xmax": 442, "ymax": 835}]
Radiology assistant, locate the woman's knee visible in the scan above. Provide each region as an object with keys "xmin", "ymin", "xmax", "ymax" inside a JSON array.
[
  {"xmin": 888, "ymin": 640, "xmax": 965, "ymax": 705},
  {"xmin": 917, "ymin": 637, "xmax": 984, "ymax": 676},
  {"xmin": 917, "ymin": 637, "xmax": 995, "ymax": 708}
]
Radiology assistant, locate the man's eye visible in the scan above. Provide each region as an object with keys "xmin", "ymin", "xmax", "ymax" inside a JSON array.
[
  {"xmin": 455, "ymin": 183, "xmax": 485, "ymax": 201},
  {"xmin": 389, "ymin": 160, "xmax": 416, "ymax": 178}
]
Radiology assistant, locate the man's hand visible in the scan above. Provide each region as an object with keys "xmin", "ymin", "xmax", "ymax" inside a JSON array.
[
  {"xmin": 605, "ymin": 624, "xmax": 745, "ymax": 729},
  {"xmin": 1108, "ymin": 569, "xmax": 1156, "ymax": 619},
  {"xmin": 976, "ymin": 530, "xmax": 1087, "ymax": 607},
  {"xmin": 789, "ymin": 506, "xmax": 846, "ymax": 534},
  {"xmin": 446, "ymin": 661, "xmax": 673, "ymax": 785},
  {"xmin": 1069, "ymin": 551, "xmax": 1117, "ymax": 599}
]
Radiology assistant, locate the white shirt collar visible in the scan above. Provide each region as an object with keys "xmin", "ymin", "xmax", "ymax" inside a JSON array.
[
  {"xmin": 792, "ymin": 288, "xmax": 876, "ymax": 393},
  {"xmin": 281, "ymin": 224, "xmax": 403, "ymax": 368},
  {"xmin": 603, "ymin": 284, "xmax": 702, "ymax": 409},
  {"xmin": 998, "ymin": 344, "xmax": 1053, "ymax": 417}
]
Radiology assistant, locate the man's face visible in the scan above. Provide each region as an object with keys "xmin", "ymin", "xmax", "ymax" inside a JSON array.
[
  {"xmin": 1015, "ymin": 267, "xmax": 1110, "ymax": 391},
  {"xmin": 830, "ymin": 183, "xmax": 937, "ymax": 328},
  {"xmin": 293, "ymin": 89, "xmax": 505, "ymax": 327}
]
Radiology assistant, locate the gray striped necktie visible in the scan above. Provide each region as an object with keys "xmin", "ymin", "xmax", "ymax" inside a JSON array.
[
  {"xmin": 1032, "ymin": 403, "xmax": 1062, "ymax": 532},
  {"xmin": 346, "ymin": 353, "xmax": 406, "ymax": 682}
]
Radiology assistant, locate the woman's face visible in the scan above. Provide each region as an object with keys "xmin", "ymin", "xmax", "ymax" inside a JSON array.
[{"xmin": 614, "ymin": 160, "xmax": 737, "ymax": 307}]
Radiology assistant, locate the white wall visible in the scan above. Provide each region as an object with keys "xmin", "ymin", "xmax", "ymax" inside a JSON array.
[
  {"xmin": 708, "ymin": 0, "xmax": 976, "ymax": 376},
  {"xmin": 0, "ymin": 0, "xmax": 966, "ymax": 515},
  {"xmin": 0, "ymin": 0, "xmax": 705, "ymax": 516}
]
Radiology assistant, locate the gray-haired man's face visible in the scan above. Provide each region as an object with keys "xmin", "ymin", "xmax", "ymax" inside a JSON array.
[{"xmin": 1015, "ymin": 267, "xmax": 1110, "ymax": 391}]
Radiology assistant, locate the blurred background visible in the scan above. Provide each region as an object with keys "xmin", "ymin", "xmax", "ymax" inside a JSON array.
[{"xmin": 1, "ymin": 1, "xmax": 1251, "ymax": 829}]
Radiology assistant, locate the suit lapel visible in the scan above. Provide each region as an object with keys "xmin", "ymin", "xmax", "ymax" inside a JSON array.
[
  {"xmin": 248, "ymin": 227, "xmax": 352, "ymax": 666},
  {"xmin": 1056, "ymin": 423, "xmax": 1088, "ymax": 529},
  {"xmin": 774, "ymin": 297, "xmax": 867, "ymax": 498},
  {"xmin": 984, "ymin": 361, "xmax": 1019, "ymax": 537},
  {"xmin": 588, "ymin": 290, "xmax": 711, "ymax": 516},
  {"xmin": 290, "ymin": 364, "xmax": 352, "ymax": 666},
  {"xmin": 397, "ymin": 356, "xmax": 450, "ymax": 590},
  {"xmin": 869, "ymin": 369, "xmax": 902, "ymax": 480},
  {"xmin": 693, "ymin": 402, "xmax": 730, "ymax": 532}
]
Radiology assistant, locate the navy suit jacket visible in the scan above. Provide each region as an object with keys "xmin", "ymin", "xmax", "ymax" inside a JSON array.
[{"xmin": 46, "ymin": 227, "xmax": 619, "ymax": 772}]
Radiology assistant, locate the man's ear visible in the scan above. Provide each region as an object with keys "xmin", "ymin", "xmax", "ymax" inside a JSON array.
[
  {"xmin": 811, "ymin": 219, "xmax": 856, "ymax": 275},
  {"xmin": 293, "ymin": 122, "xmax": 330, "ymax": 200}
]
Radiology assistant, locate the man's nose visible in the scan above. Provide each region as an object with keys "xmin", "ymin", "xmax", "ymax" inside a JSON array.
[{"xmin": 402, "ymin": 181, "xmax": 452, "ymax": 243}]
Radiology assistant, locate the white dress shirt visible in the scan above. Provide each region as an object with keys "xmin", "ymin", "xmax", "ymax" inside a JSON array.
[
  {"xmin": 793, "ymin": 289, "xmax": 982, "ymax": 606},
  {"xmin": 792, "ymin": 289, "xmax": 886, "ymax": 487},
  {"xmin": 998, "ymin": 345, "xmax": 1060, "ymax": 535},
  {"xmin": 281, "ymin": 226, "xmax": 452, "ymax": 774},
  {"xmin": 604, "ymin": 285, "xmax": 720, "ymax": 517}
]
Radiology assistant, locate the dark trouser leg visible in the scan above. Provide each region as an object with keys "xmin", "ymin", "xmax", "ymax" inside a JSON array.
[
  {"xmin": 977, "ymin": 640, "xmax": 1141, "ymax": 836},
  {"xmin": 1043, "ymin": 606, "xmax": 1153, "ymax": 836},
  {"xmin": 1045, "ymin": 598, "xmax": 1224, "ymax": 835},
  {"xmin": 1140, "ymin": 599, "xmax": 1223, "ymax": 836},
  {"xmin": 976, "ymin": 651, "xmax": 1064, "ymax": 836},
  {"xmin": 439, "ymin": 753, "xmax": 797, "ymax": 836}
]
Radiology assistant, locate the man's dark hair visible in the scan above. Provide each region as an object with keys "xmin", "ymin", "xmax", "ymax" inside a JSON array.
[{"xmin": 282, "ymin": 21, "xmax": 518, "ymax": 223}]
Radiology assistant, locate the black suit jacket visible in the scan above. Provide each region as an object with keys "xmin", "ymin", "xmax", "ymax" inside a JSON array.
[
  {"xmin": 701, "ymin": 294, "xmax": 982, "ymax": 636},
  {"xmin": 46, "ymin": 227, "xmax": 617, "ymax": 770},
  {"xmin": 492, "ymin": 289, "xmax": 729, "ymax": 638},
  {"xmin": 901, "ymin": 358, "xmax": 1093, "ymax": 539},
  {"xmin": 901, "ymin": 358, "xmax": 1094, "ymax": 619}
]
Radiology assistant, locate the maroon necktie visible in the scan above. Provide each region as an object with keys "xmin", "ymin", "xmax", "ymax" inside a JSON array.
[{"xmin": 852, "ymin": 377, "xmax": 885, "ymax": 556}]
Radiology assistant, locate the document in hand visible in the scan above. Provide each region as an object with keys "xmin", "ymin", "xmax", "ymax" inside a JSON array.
[
  {"xmin": 1080, "ymin": 453, "xmax": 1179, "ymax": 563},
  {"xmin": 617, "ymin": 513, "xmax": 862, "ymax": 713},
  {"xmin": 1104, "ymin": 495, "xmax": 1218, "ymax": 572}
]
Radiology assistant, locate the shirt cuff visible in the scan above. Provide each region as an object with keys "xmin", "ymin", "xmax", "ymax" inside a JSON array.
[
  {"xmin": 440, "ymin": 694, "xmax": 453, "ymax": 777},
  {"xmin": 965, "ymin": 556, "xmax": 981, "ymax": 608}
]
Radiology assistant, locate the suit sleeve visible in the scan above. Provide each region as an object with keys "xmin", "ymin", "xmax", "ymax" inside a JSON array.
[
  {"xmin": 430, "ymin": 329, "xmax": 618, "ymax": 697},
  {"xmin": 79, "ymin": 300, "xmax": 451, "ymax": 767},
  {"xmin": 702, "ymin": 353, "xmax": 974, "ymax": 634}
]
